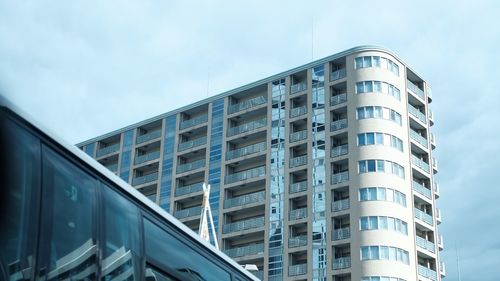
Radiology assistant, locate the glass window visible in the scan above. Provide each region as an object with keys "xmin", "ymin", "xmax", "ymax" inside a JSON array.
[
  {"xmin": 389, "ymin": 247, "xmax": 397, "ymax": 261},
  {"xmin": 367, "ymin": 160, "xmax": 376, "ymax": 172},
  {"xmin": 368, "ymin": 188, "xmax": 377, "ymax": 200},
  {"xmin": 377, "ymin": 187, "xmax": 386, "ymax": 200},
  {"xmin": 369, "ymin": 217, "xmax": 378, "ymax": 229},
  {"xmin": 373, "ymin": 56, "xmax": 381, "ymax": 67},
  {"xmin": 359, "ymin": 161, "xmax": 367, "ymax": 173},
  {"xmin": 381, "ymin": 82, "xmax": 389, "ymax": 94},
  {"xmin": 366, "ymin": 133, "xmax": 375, "ymax": 144},
  {"xmin": 366, "ymin": 106, "xmax": 374, "ymax": 118},
  {"xmin": 357, "ymin": 108, "xmax": 365, "ymax": 119},
  {"xmin": 373, "ymin": 81, "xmax": 382, "ymax": 92},
  {"xmin": 370, "ymin": 246, "xmax": 379, "ymax": 259},
  {"xmin": 360, "ymin": 217, "xmax": 369, "ymax": 230},
  {"xmin": 358, "ymin": 134, "xmax": 366, "ymax": 145},
  {"xmin": 356, "ymin": 82, "xmax": 365, "ymax": 93},
  {"xmin": 386, "ymin": 189, "xmax": 394, "ymax": 202},
  {"xmin": 355, "ymin": 57, "xmax": 363, "ymax": 69},
  {"xmin": 364, "ymin": 57, "xmax": 372, "ymax": 67},
  {"xmin": 361, "ymin": 247, "xmax": 369, "ymax": 260},
  {"xmin": 380, "ymin": 246, "xmax": 389, "ymax": 259},
  {"xmin": 375, "ymin": 133, "xmax": 384, "ymax": 144},
  {"xmin": 365, "ymin": 81, "xmax": 373, "ymax": 92},
  {"xmin": 376, "ymin": 160, "xmax": 385, "ymax": 172},
  {"xmin": 379, "ymin": 216, "xmax": 388, "ymax": 230},
  {"xmin": 359, "ymin": 188, "xmax": 368, "ymax": 201}
]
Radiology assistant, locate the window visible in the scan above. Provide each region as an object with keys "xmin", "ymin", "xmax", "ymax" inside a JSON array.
[
  {"xmin": 355, "ymin": 80, "xmax": 401, "ymax": 100},
  {"xmin": 357, "ymin": 132, "xmax": 404, "ymax": 152},
  {"xmin": 355, "ymin": 56, "xmax": 400, "ymax": 76},
  {"xmin": 359, "ymin": 187, "xmax": 406, "ymax": 207},
  {"xmin": 359, "ymin": 216, "xmax": 408, "ymax": 235},
  {"xmin": 358, "ymin": 159, "xmax": 405, "ymax": 179},
  {"xmin": 360, "ymin": 246, "xmax": 409, "ymax": 264},
  {"xmin": 357, "ymin": 106, "xmax": 402, "ymax": 126}
]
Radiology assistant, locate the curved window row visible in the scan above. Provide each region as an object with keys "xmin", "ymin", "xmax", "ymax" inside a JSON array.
[
  {"xmin": 359, "ymin": 187, "xmax": 407, "ymax": 207},
  {"xmin": 356, "ymin": 81, "xmax": 401, "ymax": 100},
  {"xmin": 357, "ymin": 106, "xmax": 402, "ymax": 126},
  {"xmin": 360, "ymin": 216, "xmax": 408, "ymax": 235},
  {"xmin": 358, "ymin": 159, "xmax": 405, "ymax": 179},
  {"xmin": 355, "ymin": 56, "xmax": 400, "ymax": 76},
  {"xmin": 360, "ymin": 246, "xmax": 410, "ymax": 265},
  {"xmin": 362, "ymin": 276, "xmax": 407, "ymax": 281},
  {"xmin": 358, "ymin": 132, "xmax": 403, "ymax": 152}
]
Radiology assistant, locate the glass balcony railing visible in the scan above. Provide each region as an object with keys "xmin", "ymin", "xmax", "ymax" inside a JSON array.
[
  {"xmin": 407, "ymin": 79, "xmax": 425, "ymax": 100},
  {"xmin": 331, "ymin": 171, "xmax": 349, "ymax": 185},
  {"xmin": 96, "ymin": 143, "xmax": 120, "ymax": 157},
  {"xmin": 288, "ymin": 235, "xmax": 307, "ymax": 248},
  {"xmin": 174, "ymin": 205, "xmax": 202, "ymax": 219},
  {"xmin": 289, "ymin": 207, "xmax": 307, "ymax": 221},
  {"xmin": 134, "ymin": 151, "xmax": 161, "ymax": 165},
  {"xmin": 224, "ymin": 243, "xmax": 264, "ymax": 258},
  {"xmin": 418, "ymin": 264, "xmax": 437, "ymax": 281},
  {"xmin": 331, "ymin": 144, "xmax": 348, "ymax": 158},
  {"xmin": 175, "ymin": 182, "xmax": 204, "ymax": 196},
  {"xmin": 416, "ymin": 236, "xmax": 436, "ymax": 253},
  {"xmin": 412, "ymin": 155, "xmax": 430, "ymax": 173},
  {"xmin": 288, "ymin": 263, "xmax": 307, "ymax": 276},
  {"xmin": 289, "ymin": 130, "xmax": 307, "ymax": 143},
  {"xmin": 430, "ymin": 132, "xmax": 436, "ymax": 147},
  {"xmin": 330, "ymin": 68, "xmax": 346, "ymax": 82},
  {"xmin": 227, "ymin": 118, "xmax": 267, "ymax": 137},
  {"xmin": 414, "ymin": 208, "xmax": 433, "ymax": 225},
  {"xmin": 434, "ymin": 182, "xmax": 440, "ymax": 197},
  {"xmin": 330, "ymin": 119, "xmax": 348, "ymax": 131},
  {"xmin": 290, "ymin": 105, "xmax": 307, "ymax": 118},
  {"xmin": 408, "ymin": 104, "xmax": 427, "ymax": 124},
  {"xmin": 330, "ymin": 93, "xmax": 347, "ymax": 106},
  {"xmin": 176, "ymin": 159, "xmax": 206, "ymax": 174},
  {"xmin": 412, "ymin": 180, "xmax": 432, "ymax": 199},
  {"xmin": 226, "ymin": 141, "xmax": 266, "ymax": 160},
  {"xmin": 136, "ymin": 130, "xmax": 161, "ymax": 144},
  {"xmin": 180, "ymin": 114, "xmax": 208, "ymax": 130},
  {"xmin": 228, "ymin": 96, "xmax": 267, "ymax": 114},
  {"xmin": 290, "ymin": 82, "xmax": 307, "ymax": 94},
  {"xmin": 410, "ymin": 129, "xmax": 428, "ymax": 148},
  {"xmin": 332, "ymin": 257, "xmax": 351, "ymax": 270},
  {"xmin": 435, "ymin": 208, "xmax": 442, "ymax": 223},
  {"xmin": 225, "ymin": 166, "xmax": 266, "ymax": 184},
  {"xmin": 289, "ymin": 181, "xmax": 307, "ymax": 194},
  {"xmin": 178, "ymin": 136, "xmax": 207, "ymax": 152},
  {"xmin": 132, "ymin": 172, "xmax": 158, "ymax": 186},
  {"xmin": 332, "ymin": 198, "xmax": 350, "ymax": 211},
  {"xmin": 332, "ymin": 227, "xmax": 350, "ymax": 240},
  {"xmin": 440, "ymin": 262, "xmax": 446, "ymax": 276},
  {"xmin": 290, "ymin": 155, "xmax": 307, "ymax": 168},
  {"xmin": 222, "ymin": 216, "xmax": 265, "ymax": 234},
  {"xmin": 224, "ymin": 190, "xmax": 265, "ymax": 209}
]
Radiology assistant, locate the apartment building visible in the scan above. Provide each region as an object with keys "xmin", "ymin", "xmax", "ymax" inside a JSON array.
[{"xmin": 78, "ymin": 46, "xmax": 444, "ymax": 281}]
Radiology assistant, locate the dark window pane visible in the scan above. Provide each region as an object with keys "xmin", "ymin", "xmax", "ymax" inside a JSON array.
[{"xmin": 367, "ymin": 160, "xmax": 376, "ymax": 172}]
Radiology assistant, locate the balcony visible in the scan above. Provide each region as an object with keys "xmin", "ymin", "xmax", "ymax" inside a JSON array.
[
  {"xmin": 430, "ymin": 132, "xmax": 436, "ymax": 148},
  {"xmin": 411, "ymin": 155, "xmax": 430, "ymax": 173},
  {"xmin": 330, "ymin": 119, "xmax": 348, "ymax": 132},
  {"xmin": 175, "ymin": 182, "xmax": 204, "ymax": 196},
  {"xmin": 134, "ymin": 151, "xmax": 161, "ymax": 165},
  {"xmin": 180, "ymin": 114, "xmax": 208, "ymax": 130},
  {"xmin": 290, "ymin": 155, "xmax": 308, "ymax": 168},
  {"xmin": 416, "ymin": 236, "xmax": 435, "ymax": 253},
  {"xmin": 224, "ymin": 243, "xmax": 264, "ymax": 258},
  {"xmin": 227, "ymin": 118, "xmax": 267, "ymax": 137},
  {"xmin": 440, "ymin": 262, "xmax": 446, "ymax": 277},
  {"xmin": 432, "ymin": 158, "xmax": 438, "ymax": 173},
  {"xmin": 332, "ymin": 199, "xmax": 349, "ymax": 212},
  {"xmin": 332, "ymin": 257, "xmax": 351, "ymax": 270},
  {"xmin": 290, "ymin": 130, "xmax": 307, "ymax": 143},
  {"xmin": 290, "ymin": 82, "xmax": 307, "ymax": 94},
  {"xmin": 418, "ymin": 264, "xmax": 437, "ymax": 281},
  {"xmin": 225, "ymin": 166, "xmax": 266, "ymax": 184},
  {"xmin": 332, "ymin": 227, "xmax": 350, "ymax": 240},
  {"xmin": 410, "ymin": 129, "xmax": 428, "ymax": 148},
  {"xmin": 435, "ymin": 208, "xmax": 442, "ymax": 224},
  {"xmin": 176, "ymin": 159, "xmax": 206, "ymax": 174},
  {"xmin": 330, "ymin": 68, "xmax": 346, "ymax": 82},
  {"xmin": 224, "ymin": 190, "xmax": 265, "ymax": 209},
  {"xmin": 228, "ymin": 96, "xmax": 267, "ymax": 114},
  {"xmin": 289, "ymin": 181, "xmax": 307, "ymax": 194},
  {"xmin": 331, "ymin": 171, "xmax": 349, "ymax": 185},
  {"xmin": 438, "ymin": 234, "xmax": 444, "ymax": 250},
  {"xmin": 330, "ymin": 93, "xmax": 347, "ymax": 106},
  {"xmin": 288, "ymin": 235, "xmax": 307, "ymax": 248},
  {"xmin": 331, "ymin": 144, "xmax": 348, "ymax": 158},
  {"xmin": 132, "ymin": 172, "xmax": 158, "ymax": 186},
  {"xmin": 288, "ymin": 263, "xmax": 307, "ymax": 277},
  {"xmin": 290, "ymin": 105, "xmax": 307, "ymax": 118},
  {"xmin": 412, "ymin": 180, "xmax": 432, "ymax": 200},
  {"xmin": 414, "ymin": 208, "xmax": 433, "ymax": 225},
  {"xmin": 407, "ymin": 79, "xmax": 425, "ymax": 100},
  {"xmin": 174, "ymin": 205, "xmax": 202, "ymax": 219},
  {"xmin": 226, "ymin": 141, "xmax": 266, "ymax": 160},
  {"xmin": 408, "ymin": 104, "xmax": 427, "ymax": 124},
  {"xmin": 222, "ymin": 216, "xmax": 265, "ymax": 234},
  {"xmin": 178, "ymin": 136, "xmax": 207, "ymax": 152},
  {"xmin": 434, "ymin": 182, "xmax": 440, "ymax": 198},
  {"xmin": 429, "ymin": 108, "xmax": 434, "ymax": 125},
  {"xmin": 289, "ymin": 207, "xmax": 307, "ymax": 221},
  {"xmin": 96, "ymin": 143, "xmax": 120, "ymax": 158},
  {"xmin": 136, "ymin": 130, "xmax": 161, "ymax": 145}
]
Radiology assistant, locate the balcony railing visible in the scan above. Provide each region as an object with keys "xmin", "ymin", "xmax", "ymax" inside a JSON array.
[
  {"xmin": 410, "ymin": 129, "xmax": 428, "ymax": 148},
  {"xmin": 330, "ymin": 119, "xmax": 348, "ymax": 131},
  {"xmin": 429, "ymin": 108, "xmax": 434, "ymax": 123},
  {"xmin": 407, "ymin": 79, "xmax": 425, "ymax": 100},
  {"xmin": 289, "ymin": 181, "xmax": 307, "ymax": 194},
  {"xmin": 432, "ymin": 157, "xmax": 438, "ymax": 172},
  {"xmin": 290, "ymin": 82, "xmax": 307, "ymax": 94},
  {"xmin": 136, "ymin": 130, "xmax": 161, "ymax": 144},
  {"xmin": 178, "ymin": 136, "xmax": 207, "ymax": 152},
  {"xmin": 411, "ymin": 155, "xmax": 430, "ymax": 173},
  {"xmin": 176, "ymin": 159, "xmax": 206, "ymax": 174},
  {"xmin": 418, "ymin": 264, "xmax": 437, "ymax": 281},
  {"xmin": 227, "ymin": 118, "xmax": 267, "ymax": 137},
  {"xmin": 436, "ymin": 208, "xmax": 442, "ymax": 223},
  {"xmin": 331, "ymin": 144, "xmax": 348, "ymax": 158},
  {"xmin": 225, "ymin": 166, "xmax": 266, "ymax": 184},
  {"xmin": 430, "ymin": 132, "xmax": 436, "ymax": 147},
  {"xmin": 408, "ymin": 104, "xmax": 427, "ymax": 124},
  {"xmin": 290, "ymin": 155, "xmax": 308, "ymax": 168},
  {"xmin": 134, "ymin": 151, "xmax": 161, "ymax": 165},
  {"xmin": 180, "ymin": 114, "xmax": 208, "ymax": 130},
  {"xmin": 332, "ymin": 198, "xmax": 350, "ymax": 211},
  {"xmin": 96, "ymin": 143, "xmax": 120, "ymax": 158},
  {"xmin": 330, "ymin": 68, "xmax": 346, "ymax": 81},
  {"xmin": 224, "ymin": 243, "xmax": 264, "ymax": 258},
  {"xmin": 132, "ymin": 172, "xmax": 158, "ymax": 186},
  {"xmin": 331, "ymin": 171, "xmax": 349, "ymax": 185},
  {"xmin": 224, "ymin": 190, "xmax": 265, "ymax": 209},
  {"xmin": 288, "ymin": 235, "xmax": 307, "ymax": 248},
  {"xmin": 228, "ymin": 96, "xmax": 267, "ymax": 114},
  {"xmin": 438, "ymin": 234, "xmax": 444, "ymax": 249},
  {"xmin": 174, "ymin": 205, "xmax": 202, "ymax": 219},
  {"xmin": 412, "ymin": 180, "xmax": 432, "ymax": 199},
  {"xmin": 416, "ymin": 236, "xmax": 436, "ymax": 253},
  {"xmin": 290, "ymin": 105, "xmax": 307, "ymax": 118},
  {"xmin": 414, "ymin": 208, "xmax": 433, "ymax": 225},
  {"xmin": 440, "ymin": 262, "xmax": 446, "ymax": 276},
  {"xmin": 434, "ymin": 182, "xmax": 440, "ymax": 198},
  {"xmin": 330, "ymin": 92, "xmax": 347, "ymax": 106},
  {"xmin": 226, "ymin": 141, "xmax": 266, "ymax": 160},
  {"xmin": 175, "ymin": 182, "xmax": 204, "ymax": 196},
  {"xmin": 332, "ymin": 227, "xmax": 350, "ymax": 240},
  {"xmin": 289, "ymin": 207, "xmax": 307, "ymax": 221},
  {"xmin": 288, "ymin": 263, "xmax": 307, "ymax": 276},
  {"xmin": 332, "ymin": 257, "xmax": 351, "ymax": 270},
  {"xmin": 222, "ymin": 216, "xmax": 265, "ymax": 234},
  {"xmin": 289, "ymin": 130, "xmax": 307, "ymax": 143}
]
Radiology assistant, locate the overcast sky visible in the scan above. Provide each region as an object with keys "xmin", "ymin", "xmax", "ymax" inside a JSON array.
[{"xmin": 1, "ymin": 0, "xmax": 499, "ymax": 279}]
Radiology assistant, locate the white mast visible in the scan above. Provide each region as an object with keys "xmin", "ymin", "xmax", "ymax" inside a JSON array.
[{"xmin": 199, "ymin": 183, "xmax": 219, "ymax": 249}]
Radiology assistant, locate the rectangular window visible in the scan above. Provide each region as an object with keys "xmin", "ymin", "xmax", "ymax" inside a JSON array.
[
  {"xmin": 373, "ymin": 81, "xmax": 382, "ymax": 92},
  {"xmin": 373, "ymin": 56, "xmax": 381, "ymax": 67},
  {"xmin": 368, "ymin": 187, "xmax": 377, "ymax": 200},
  {"xmin": 360, "ymin": 217, "xmax": 369, "ymax": 230},
  {"xmin": 356, "ymin": 82, "xmax": 365, "ymax": 93},
  {"xmin": 365, "ymin": 81, "xmax": 373, "ymax": 92},
  {"xmin": 379, "ymin": 216, "xmax": 388, "ymax": 230},
  {"xmin": 377, "ymin": 187, "xmax": 386, "ymax": 200},
  {"xmin": 375, "ymin": 133, "xmax": 384, "ymax": 144},
  {"xmin": 358, "ymin": 134, "xmax": 366, "ymax": 145},
  {"xmin": 369, "ymin": 217, "xmax": 378, "ymax": 229},
  {"xmin": 367, "ymin": 160, "xmax": 376, "ymax": 172},
  {"xmin": 376, "ymin": 160, "xmax": 385, "ymax": 172},
  {"xmin": 355, "ymin": 57, "xmax": 363, "ymax": 69},
  {"xmin": 364, "ymin": 57, "xmax": 372, "ymax": 67},
  {"xmin": 366, "ymin": 133, "xmax": 375, "ymax": 144}
]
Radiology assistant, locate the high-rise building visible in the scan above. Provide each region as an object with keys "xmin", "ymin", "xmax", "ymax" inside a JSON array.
[{"xmin": 78, "ymin": 46, "xmax": 443, "ymax": 281}]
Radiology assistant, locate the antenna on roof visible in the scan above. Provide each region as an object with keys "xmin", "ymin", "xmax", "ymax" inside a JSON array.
[{"xmin": 456, "ymin": 242, "xmax": 462, "ymax": 281}]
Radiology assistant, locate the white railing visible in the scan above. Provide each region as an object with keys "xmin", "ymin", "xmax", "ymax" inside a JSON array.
[
  {"xmin": 414, "ymin": 208, "xmax": 433, "ymax": 225},
  {"xmin": 330, "ymin": 68, "xmax": 347, "ymax": 81},
  {"xmin": 332, "ymin": 198, "xmax": 350, "ymax": 211},
  {"xmin": 412, "ymin": 154, "xmax": 430, "ymax": 173},
  {"xmin": 410, "ymin": 129, "xmax": 428, "ymax": 148},
  {"xmin": 408, "ymin": 104, "xmax": 427, "ymax": 124},
  {"xmin": 290, "ymin": 82, "xmax": 307, "ymax": 94},
  {"xmin": 224, "ymin": 243, "xmax": 264, "ymax": 258},
  {"xmin": 418, "ymin": 264, "xmax": 437, "ymax": 281},
  {"xmin": 288, "ymin": 235, "xmax": 307, "ymax": 248},
  {"xmin": 416, "ymin": 235, "xmax": 435, "ymax": 253}
]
